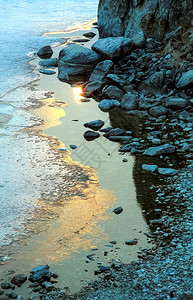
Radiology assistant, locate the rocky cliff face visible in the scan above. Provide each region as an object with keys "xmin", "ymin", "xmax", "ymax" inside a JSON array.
[{"xmin": 98, "ymin": 0, "xmax": 193, "ymax": 40}]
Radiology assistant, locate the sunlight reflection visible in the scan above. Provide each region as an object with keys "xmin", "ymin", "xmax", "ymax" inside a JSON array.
[{"xmin": 73, "ymin": 86, "xmax": 83, "ymax": 104}]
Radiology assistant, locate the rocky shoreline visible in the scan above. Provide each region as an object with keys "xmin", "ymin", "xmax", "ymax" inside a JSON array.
[{"xmin": 1, "ymin": 14, "xmax": 193, "ymax": 299}]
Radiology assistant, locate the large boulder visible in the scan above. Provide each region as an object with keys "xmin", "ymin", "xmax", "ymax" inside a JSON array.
[
  {"xmin": 92, "ymin": 37, "xmax": 133, "ymax": 60},
  {"xmin": 37, "ymin": 45, "xmax": 53, "ymax": 59},
  {"xmin": 176, "ymin": 70, "xmax": 193, "ymax": 88},
  {"xmin": 58, "ymin": 43, "xmax": 101, "ymax": 80},
  {"xmin": 98, "ymin": 0, "xmax": 193, "ymax": 41},
  {"xmin": 89, "ymin": 60, "xmax": 113, "ymax": 82}
]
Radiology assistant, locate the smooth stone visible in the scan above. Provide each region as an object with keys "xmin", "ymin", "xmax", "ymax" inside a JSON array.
[
  {"xmin": 38, "ymin": 68, "xmax": 56, "ymax": 75},
  {"xmin": 99, "ymin": 266, "xmax": 111, "ymax": 272},
  {"xmin": 39, "ymin": 58, "xmax": 58, "ymax": 67},
  {"xmin": 83, "ymin": 131, "xmax": 100, "ymax": 141},
  {"xmin": 165, "ymin": 97, "xmax": 188, "ymax": 110},
  {"xmin": 99, "ymin": 126, "xmax": 113, "ymax": 132},
  {"xmin": 158, "ymin": 168, "xmax": 177, "ymax": 176},
  {"xmin": 37, "ymin": 45, "xmax": 53, "ymax": 59},
  {"xmin": 121, "ymin": 92, "xmax": 138, "ymax": 110},
  {"xmin": 113, "ymin": 206, "xmax": 123, "ymax": 214},
  {"xmin": 125, "ymin": 239, "xmax": 138, "ymax": 245},
  {"xmin": 84, "ymin": 81, "xmax": 105, "ymax": 95},
  {"xmin": 104, "ymin": 128, "xmax": 125, "ymax": 137},
  {"xmin": 176, "ymin": 70, "xmax": 193, "ymax": 88},
  {"xmin": 29, "ymin": 265, "xmax": 51, "ymax": 283},
  {"xmin": 142, "ymin": 164, "xmax": 158, "ymax": 172},
  {"xmin": 98, "ymin": 99, "xmax": 120, "ymax": 112},
  {"xmin": 70, "ymin": 145, "xmax": 77, "ymax": 150},
  {"xmin": 102, "ymin": 85, "xmax": 124, "ymax": 101},
  {"xmin": 83, "ymin": 32, "xmax": 96, "ymax": 38},
  {"xmin": 11, "ymin": 274, "xmax": 27, "ymax": 287},
  {"xmin": 108, "ymin": 136, "xmax": 132, "ymax": 142},
  {"xmin": 89, "ymin": 60, "xmax": 113, "ymax": 82},
  {"xmin": 149, "ymin": 106, "xmax": 168, "ymax": 117},
  {"xmin": 92, "ymin": 37, "xmax": 133, "ymax": 60},
  {"xmin": 122, "ymin": 158, "xmax": 128, "ymax": 162},
  {"xmin": 143, "ymin": 144, "xmax": 176, "ymax": 156},
  {"xmin": 84, "ymin": 120, "xmax": 105, "ymax": 131}
]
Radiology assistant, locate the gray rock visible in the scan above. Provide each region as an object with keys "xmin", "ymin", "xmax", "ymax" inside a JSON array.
[
  {"xmin": 39, "ymin": 58, "xmax": 58, "ymax": 67},
  {"xmin": 149, "ymin": 106, "xmax": 168, "ymax": 117},
  {"xmin": 92, "ymin": 37, "xmax": 133, "ymax": 60},
  {"xmin": 58, "ymin": 43, "xmax": 101, "ymax": 80},
  {"xmin": 113, "ymin": 206, "xmax": 123, "ymax": 214},
  {"xmin": 102, "ymin": 85, "xmax": 124, "ymax": 101},
  {"xmin": 89, "ymin": 60, "xmax": 113, "ymax": 82},
  {"xmin": 176, "ymin": 70, "xmax": 193, "ymax": 88},
  {"xmin": 29, "ymin": 265, "xmax": 51, "ymax": 283},
  {"xmin": 98, "ymin": 99, "xmax": 120, "ymax": 112},
  {"xmin": 158, "ymin": 168, "xmax": 177, "ymax": 176},
  {"xmin": 83, "ymin": 131, "xmax": 100, "ymax": 141},
  {"xmin": 37, "ymin": 45, "xmax": 53, "ymax": 59},
  {"xmin": 142, "ymin": 164, "xmax": 158, "ymax": 173},
  {"xmin": 121, "ymin": 92, "xmax": 138, "ymax": 110},
  {"xmin": 132, "ymin": 31, "xmax": 146, "ymax": 48},
  {"xmin": 106, "ymin": 74, "xmax": 126, "ymax": 88},
  {"xmin": 144, "ymin": 144, "xmax": 176, "ymax": 156},
  {"xmin": 99, "ymin": 266, "xmax": 111, "ymax": 272},
  {"xmin": 125, "ymin": 239, "xmax": 138, "ymax": 245},
  {"xmin": 38, "ymin": 68, "xmax": 56, "ymax": 75},
  {"xmin": 165, "ymin": 97, "xmax": 188, "ymax": 110},
  {"xmin": 11, "ymin": 274, "xmax": 27, "ymax": 287},
  {"xmin": 84, "ymin": 81, "xmax": 105, "ymax": 95},
  {"xmin": 84, "ymin": 120, "xmax": 105, "ymax": 131},
  {"xmin": 104, "ymin": 128, "xmax": 125, "ymax": 138},
  {"xmin": 145, "ymin": 70, "xmax": 166, "ymax": 88}
]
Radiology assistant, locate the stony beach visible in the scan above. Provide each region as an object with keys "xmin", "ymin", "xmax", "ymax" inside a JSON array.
[{"xmin": 1, "ymin": 1, "xmax": 193, "ymax": 298}]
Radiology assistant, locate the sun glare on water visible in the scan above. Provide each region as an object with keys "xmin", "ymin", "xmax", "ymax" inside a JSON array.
[{"xmin": 73, "ymin": 86, "xmax": 83, "ymax": 104}]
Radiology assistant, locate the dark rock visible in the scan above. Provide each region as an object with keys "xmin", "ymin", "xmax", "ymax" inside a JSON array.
[
  {"xmin": 121, "ymin": 92, "xmax": 138, "ymax": 110},
  {"xmin": 72, "ymin": 38, "xmax": 90, "ymax": 43},
  {"xmin": 122, "ymin": 158, "xmax": 128, "ymax": 162},
  {"xmin": 99, "ymin": 126, "xmax": 112, "ymax": 132},
  {"xmin": 176, "ymin": 70, "xmax": 193, "ymax": 88},
  {"xmin": 106, "ymin": 74, "xmax": 126, "ymax": 88},
  {"xmin": 83, "ymin": 131, "xmax": 100, "ymax": 141},
  {"xmin": 39, "ymin": 58, "xmax": 58, "ymax": 67},
  {"xmin": 142, "ymin": 164, "xmax": 158, "ymax": 172},
  {"xmin": 125, "ymin": 239, "xmax": 138, "ymax": 245},
  {"xmin": 42, "ymin": 281, "xmax": 53, "ymax": 292},
  {"xmin": 11, "ymin": 274, "xmax": 27, "ymax": 287},
  {"xmin": 104, "ymin": 128, "xmax": 125, "ymax": 138},
  {"xmin": 84, "ymin": 81, "xmax": 105, "ymax": 95},
  {"xmin": 132, "ymin": 31, "xmax": 146, "ymax": 48},
  {"xmin": 102, "ymin": 85, "xmax": 124, "ymax": 101},
  {"xmin": 113, "ymin": 206, "xmax": 123, "ymax": 214},
  {"xmin": 5, "ymin": 292, "xmax": 17, "ymax": 299},
  {"xmin": 108, "ymin": 136, "xmax": 132, "ymax": 142},
  {"xmin": 83, "ymin": 32, "xmax": 96, "ymax": 38},
  {"xmin": 37, "ymin": 46, "xmax": 53, "ymax": 59},
  {"xmin": 158, "ymin": 168, "xmax": 177, "ymax": 176},
  {"xmin": 84, "ymin": 120, "xmax": 105, "ymax": 131},
  {"xmin": 99, "ymin": 266, "xmax": 111, "ymax": 272},
  {"xmin": 119, "ymin": 144, "xmax": 132, "ymax": 152},
  {"xmin": 89, "ymin": 60, "xmax": 113, "ymax": 82},
  {"xmin": 150, "ymin": 219, "xmax": 163, "ymax": 225},
  {"xmin": 143, "ymin": 144, "xmax": 176, "ymax": 156},
  {"xmin": 1, "ymin": 283, "xmax": 13, "ymax": 290},
  {"xmin": 70, "ymin": 145, "xmax": 77, "ymax": 150},
  {"xmin": 98, "ymin": 99, "xmax": 120, "ymax": 112},
  {"xmin": 149, "ymin": 106, "xmax": 168, "ymax": 117},
  {"xmin": 144, "ymin": 70, "xmax": 166, "ymax": 88},
  {"xmin": 165, "ymin": 97, "xmax": 188, "ymax": 110},
  {"xmin": 38, "ymin": 68, "xmax": 56, "ymax": 75},
  {"xmin": 29, "ymin": 265, "xmax": 51, "ymax": 283},
  {"xmin": 92, "ymin": 37, "xmax": 133, "ymax": 60}
]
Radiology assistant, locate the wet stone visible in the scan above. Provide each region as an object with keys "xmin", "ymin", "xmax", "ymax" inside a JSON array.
[
  {"xmin": 11, "ymin": 274, "xmax": 27, "ymax": 287},
  {"xmin": 5, "ymin": 292, "xmax": 17, "ymax": 299},
  {"xmin": 142, "ymin": 164, "xmax": 158, "ymax": 173},
  {"xmin": 113, "ymin": 206, "xmax": 123, "ymax": 214},
  {"xmin": 84, "ymin": 120, "xmax": 105, "ymax": 131},
  {"xmin": 29, "ymin": 265, "xmax": 51, "ymax": 283},
  {"xmin": 1, "ymin": 283, "xmax": 14, "ymax": 290},
  {"xmin": 83, "ymin": 131, "xmax": 100, "ymax": 141},
  {"xmin": 99, "ymin": 266, "xmax": 111, "ymax": 272},
  {"xmin": 125, "ymin": 239, "xmax": 138, "ymax": 245},
  {"xmin": 70, "ymin": 145, "xmax": 77, "ymax": 150}
]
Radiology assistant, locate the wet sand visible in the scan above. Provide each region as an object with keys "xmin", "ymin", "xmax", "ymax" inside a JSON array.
[{"xmin": 0, "ymin": 23, "xmax": 151, "ymax": 298}]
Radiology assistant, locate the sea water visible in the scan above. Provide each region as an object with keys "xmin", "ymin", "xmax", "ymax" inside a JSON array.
[{"xmin": 0, "ymin": 0, "xmax": 98, "ymax": 247}]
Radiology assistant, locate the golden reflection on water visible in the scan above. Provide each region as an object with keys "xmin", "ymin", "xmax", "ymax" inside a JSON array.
[{"xmin": 73, "ymin": 86, "xmax": 83, "ymax": 104}]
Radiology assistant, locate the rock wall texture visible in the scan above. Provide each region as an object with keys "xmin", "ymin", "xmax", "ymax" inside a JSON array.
[{"xmin": 98, "ymin": 0, "xmax": 193, "ymax": 40}]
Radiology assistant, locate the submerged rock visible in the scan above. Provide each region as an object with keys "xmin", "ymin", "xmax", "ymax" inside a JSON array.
[
  {"xmin": 84, "ymin": 120, "xmax": 105, "ymax": 131},
  {"xmin": 92, "ymin": 37, "xmax": 133, "ymax": 60},
  {"xmin": 144, "ymin": 144, "xmax": 176, "ymax": 156},
  {"xmin": 37, "ymin": 45, "xmax": 53, "ymax": 59}
]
